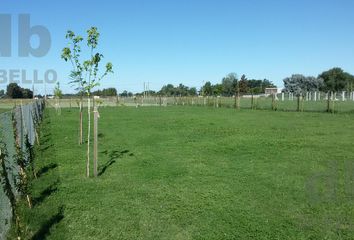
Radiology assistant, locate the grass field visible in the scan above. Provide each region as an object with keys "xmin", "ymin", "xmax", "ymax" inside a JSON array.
[{"xmin": 17, "ymin": 106, "xmax": 354, "ymax": 239}]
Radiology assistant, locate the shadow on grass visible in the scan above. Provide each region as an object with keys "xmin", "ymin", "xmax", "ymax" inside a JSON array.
[
  {"xmin": 38, "ymin": 131, "xmax": 53, "ymax": 152},
  {"xmin": 37, "ymin": 163, "xmax": 58, "ymax": 178},
  {"xmin": 40, "ymin": 136, "xmax": 51, "ymax": 146},
  {"xmin": 98, "ymin": 149, "xmax": 132, "ymax": 176},
  {"xmin": 40, "ymin": 144, "xmax": 54, "ymax": 152},
  {"xmin": 33, "ymin": 180, "xmax": 59, "ymax": 207},
  {"xmin": 31, "ymin": 205, "xmax": 64, "ymax": 240}
]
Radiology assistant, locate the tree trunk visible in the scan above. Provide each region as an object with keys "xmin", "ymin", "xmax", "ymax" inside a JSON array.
[
  {"xmin": 237, "ymin": 88, "xmax": 240, "ymax": 110},
  {"xmin": 87, "ymin": 97, "xmax": 91, "ymax": 177},
  {"xmin": 331, "ymin": 91, "xmax": 335, "ymax": 114},
  {"xmin": 297, "ymin": 96, "xmax": 300, "ymax": 112},
  {"xmin": 251, "ymin": 93, "xmax": 254, "ymax": 109},
  {"xmin": 93, "ymin": 106, "xmax": 98, "ymax": 177},
  {"xmin": 79, "ymin": 100, "xmax": 83, "ymax": 145}
]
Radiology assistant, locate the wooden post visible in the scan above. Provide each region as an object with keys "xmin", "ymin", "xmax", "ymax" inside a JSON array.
[
  {"xmin": 35, "ymin": 128, "xmax": 40, "ymax": 146},
  {"xmin": 331, "ymin": 91, "xmax": 335, "ymax": 114},
  {"xmin": 251, "ymin": 93, "xmax": 254, "ymax": 109},
  {"xmin": 272, "ymin": 93, "xmax": 276, "ymax": 111},
  {"xmin": 93, "ymin": 106, "xmax": 99, "ymax": 177},
  {"xmin": 237, "ymin": 82, "xmax": 240, "ymax": 110},
  {"xmin": 79, "ymin": 102, "xmax": 83, "ymax": 145}
]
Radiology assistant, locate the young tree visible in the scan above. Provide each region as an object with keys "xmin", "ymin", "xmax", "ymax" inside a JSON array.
[
  {"xmin": 62, "ymin": 31, "xmax": 85, "ymax": 144},
  {"xmin": 54, "ymin": 82, "xmax": 63, "ymax": 114},
  {"xmin": 62, "ymin": 27, "xmax": 113, "ymax": 177}
]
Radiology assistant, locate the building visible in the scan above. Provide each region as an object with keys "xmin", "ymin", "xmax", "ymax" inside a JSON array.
[{"xmin": 265, "ymin": 88, "xmax": 278, "ymax": 96}]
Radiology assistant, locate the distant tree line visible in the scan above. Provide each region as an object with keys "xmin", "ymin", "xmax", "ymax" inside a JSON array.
[
  {"xmin": 158, "ymin": 84, "xmax": 198, "ymax": 97},
  {"xmin": 201, "ymin": 74, "xmax": 276, "ymax": 97},
  {"xmin": 3, "ymin": 68, "xmax": 353, "ymax": 102},
  {"xmin": 120, "ymin": 90, "xmax": 134, "ymax": 97},
  {"xmin": 91, "ymin": 88, "xmax": 117, "ymax": 97},
  {"xmin": 283, "ymin": 67, "xmax": 354, "ymax": 112},
  {"xmin": 283, "ymin": 68, "xmax": 354, "ymax": 94},
  {"xmin": 129, "ymin": 74, "xmax": 276, "ymax": 97}
]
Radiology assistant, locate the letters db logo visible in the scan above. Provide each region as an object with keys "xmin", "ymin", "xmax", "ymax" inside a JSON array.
[{"xmin": 0, "ymin": 14, "xmax": 51, "ymax": 58}]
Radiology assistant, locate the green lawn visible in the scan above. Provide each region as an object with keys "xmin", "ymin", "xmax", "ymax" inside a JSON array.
[{"xmin": 17, "ymin": 107, "xmax": 354, "ymax": 239}]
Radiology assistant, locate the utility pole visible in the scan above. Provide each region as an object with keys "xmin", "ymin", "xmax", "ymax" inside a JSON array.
[
  {"xmin": 143, "ymin": 82, "xmax": 146, "ymax": 98},
  {"xmin": 147, "ymin": 82, "xmax": 150, "ymax": 98}
]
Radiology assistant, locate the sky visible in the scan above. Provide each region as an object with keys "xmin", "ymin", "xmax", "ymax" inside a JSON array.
[{"xmin": 1, "ymin": 0, "xmax": 354, "ymax": 94}]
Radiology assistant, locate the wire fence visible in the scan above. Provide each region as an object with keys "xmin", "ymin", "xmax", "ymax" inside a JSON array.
[
  {"xmin": 0, "ymin": 90, "xmax": 353, "ymax": 113},
  {"xmin": 0, "ymin": 100, "xmax": 44, "ymax": 239},
  {"xmin": 35, "ymin": 91, "xmax": 354, "ymax": 113}
]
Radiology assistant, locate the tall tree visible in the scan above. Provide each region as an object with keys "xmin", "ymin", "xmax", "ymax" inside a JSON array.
[
  {"xmin": 283, "ymin": 74, "xmax": 323, "ymax": 111},
  {"xmin": 6, "ymin": 83, "xmax": 23, "ymax": 98},
  {"xmin": 221, "ymin": 73, "xmax": 237, "ymax": 96},
  {"xmin": 201, "ymin": 81, "xmax": 213, "ymax": 96},
  {"xmin": 319, "ymin": 68, "xmax": 350, "ymax": 112},
  {"xmin": 239, "ymin": 74, "xmax": 249, "ymax": 93}
]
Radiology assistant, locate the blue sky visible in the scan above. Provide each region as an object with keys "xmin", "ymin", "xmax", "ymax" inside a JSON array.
[{"xmin": 1, "ymin": 0, "xmax": 354, "ymax": 94}]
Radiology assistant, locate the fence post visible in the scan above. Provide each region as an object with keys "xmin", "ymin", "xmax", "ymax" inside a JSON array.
[
  {"xmin": 272, "ymin": 94, "xmax": 277, "ymax": 111},
  {"xmin": 251, "ymin": 93, "xmax": 254, "ymax": 109},
  {"xmin": 79, "ymin": 102, "xmax": 83, "ymax": 145}
]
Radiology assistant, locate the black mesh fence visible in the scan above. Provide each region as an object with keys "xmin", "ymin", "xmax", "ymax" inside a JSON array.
[{"xmin": 0, "ymin": 100, "xmax": 45, "ymax": 239}]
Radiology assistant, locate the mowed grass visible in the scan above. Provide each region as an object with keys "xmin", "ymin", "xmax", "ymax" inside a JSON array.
[{"xmin": 22, "ymin": 106, "xmax": 354, "ymax": 239}]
